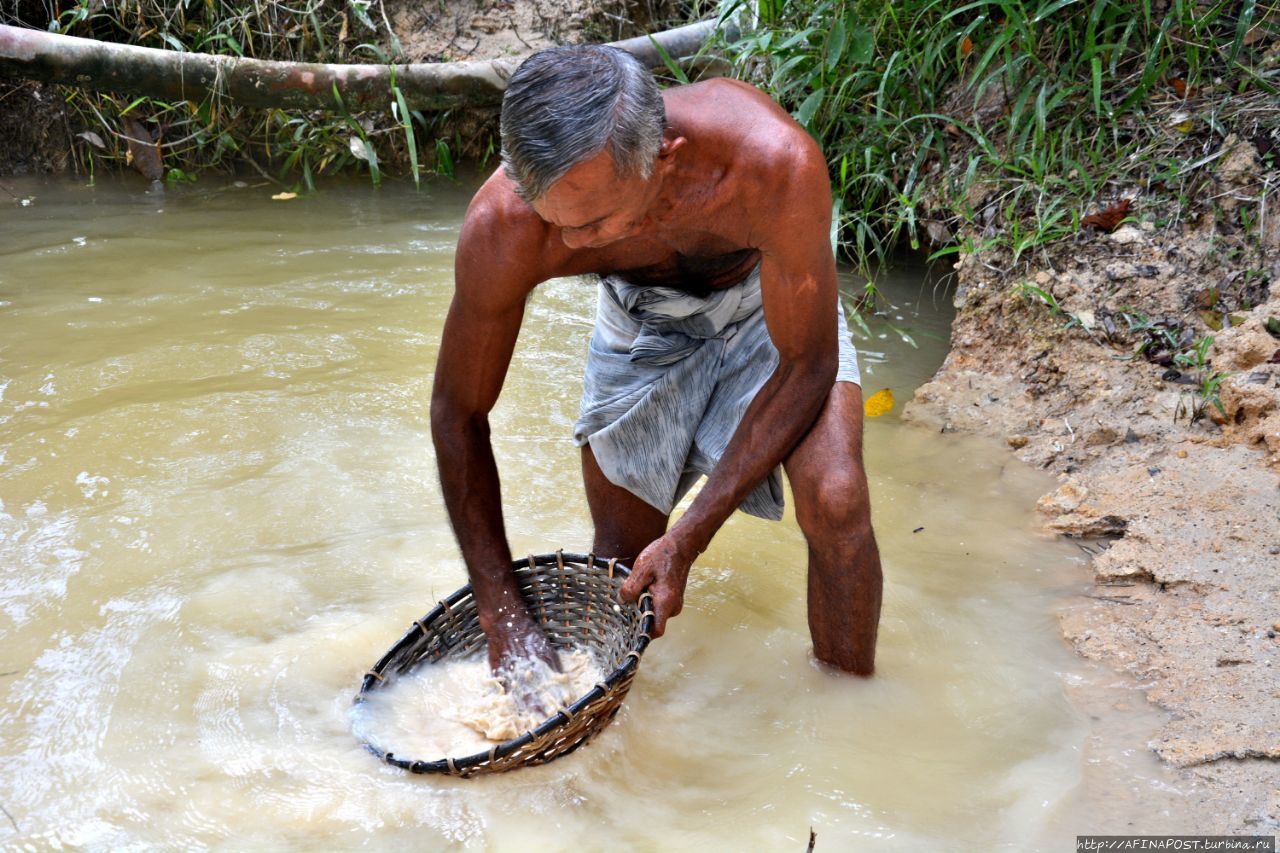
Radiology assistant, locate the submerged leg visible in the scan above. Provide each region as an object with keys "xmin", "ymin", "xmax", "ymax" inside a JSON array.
[{"xmin": 784, "ymin": 382, "xmax": 882, "ymax": 676}]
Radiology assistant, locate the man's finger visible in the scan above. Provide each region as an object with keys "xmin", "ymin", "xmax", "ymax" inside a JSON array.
[
  {"xmin": 618, "ymin": 564, "xmax": 652, "ymax": 604},
  {"xmin": 650, "ymin": 598, "xmax": 667, "ymax": 638},
  {"xmin": 650, "ymin": 586, "xmax": 680, "ymax": 639}
]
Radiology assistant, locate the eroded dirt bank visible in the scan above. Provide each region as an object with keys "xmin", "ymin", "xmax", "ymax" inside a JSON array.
[{"xmin": 904, "ymin": 134, "xmax": 1280, "ymax": 829}]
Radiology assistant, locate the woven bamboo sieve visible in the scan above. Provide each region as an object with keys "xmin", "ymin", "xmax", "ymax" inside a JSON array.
[{"xmin": 353, "ymin": 551, "xmax": 655, "ymax": 777}]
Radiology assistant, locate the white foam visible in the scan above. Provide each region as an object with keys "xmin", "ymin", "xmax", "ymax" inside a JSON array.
[{"xmin": 350, "ymin": 649, "xmax": 604, "ymax": 759}]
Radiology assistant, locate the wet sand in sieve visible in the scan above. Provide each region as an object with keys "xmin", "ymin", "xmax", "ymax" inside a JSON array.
[{"xmin": 350, "ymin": 649, "xmax": 605, "ymax": 759}]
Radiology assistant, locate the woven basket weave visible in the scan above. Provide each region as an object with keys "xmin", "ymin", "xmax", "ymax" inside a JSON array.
[{"xmin": 353, "ymin": 551, "xmax": 654, "ymax": 777}]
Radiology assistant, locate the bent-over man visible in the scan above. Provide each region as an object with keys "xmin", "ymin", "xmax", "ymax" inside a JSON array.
[{"xmin": 430, "ymin": 44, "xmax": 882, "ymax": 676}]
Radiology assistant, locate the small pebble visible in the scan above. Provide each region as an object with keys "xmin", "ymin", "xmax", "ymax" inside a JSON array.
[{"xmin": 1177, "ymin": 449, "xmax": 1188, "ymax": 458}]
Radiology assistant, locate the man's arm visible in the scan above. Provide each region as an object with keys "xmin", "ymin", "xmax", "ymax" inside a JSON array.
[
  {"xmin": 619, "ymin": 145, "xmax": 839, "ymax": 635},
  {"xmin": 431, "ymin": 185, "xmax": 556, "ymax": 670}
]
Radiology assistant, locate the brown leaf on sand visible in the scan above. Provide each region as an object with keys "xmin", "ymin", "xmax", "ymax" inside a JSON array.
[
  {"xmin": 121, "ymin": 115, "xmax": 163, "ymax": 182},
  {"xmin": 1080, "ymin": 198, "xmax": 1132, "ymax": 233},
  {"xmin": 1194, "ymin": 287, "xmax": 1219, "ymax": 310}
]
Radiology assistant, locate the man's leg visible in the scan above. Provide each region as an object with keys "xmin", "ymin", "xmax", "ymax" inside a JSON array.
[
  {"xmin": 582, "ymin": 442, "xmax": 670, "ymax": 561},
  {"xmin": 784, "ymin": 382, "xmax": 882, "ymax": 675}
]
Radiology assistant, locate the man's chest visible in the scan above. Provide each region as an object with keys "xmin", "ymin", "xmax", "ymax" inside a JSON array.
[{"xmin": 585, "ymin": 231, "xmax": 760, "ymax": 293}]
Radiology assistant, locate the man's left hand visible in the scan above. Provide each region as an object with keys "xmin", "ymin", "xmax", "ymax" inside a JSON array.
[{"xmin": 618, "ymin": 534, "xmax": 697, "ymax": 638}]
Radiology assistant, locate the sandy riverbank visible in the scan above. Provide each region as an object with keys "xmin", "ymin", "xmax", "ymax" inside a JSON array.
[{"xmin": 903, "ymin": 132, "xmax": 1280, "ymax": 830}]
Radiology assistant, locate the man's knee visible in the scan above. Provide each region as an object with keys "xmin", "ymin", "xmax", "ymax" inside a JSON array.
[{"xmin": 795, "ymin": 466, "xmax": 874, "ymax": 547}]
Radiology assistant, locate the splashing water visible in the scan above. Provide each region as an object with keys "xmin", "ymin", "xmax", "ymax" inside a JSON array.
[{"xmin": 350, "ymin": 649, "xmax": 604, "ymax": 759}]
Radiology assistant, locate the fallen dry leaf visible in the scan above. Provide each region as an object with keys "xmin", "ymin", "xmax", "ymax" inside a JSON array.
[
  {"xmin": 864, "ymin": 388, "xmax": 894, "ymax": 418},
  {"xmin": 1167, "ymin": 111, "xmax": 1194, "ymax": 134},
  {"xmin": 271, "ymin": 192, "xmax": 298, "ymax": 201},
  {"xmin": 1080, "ymin": 198, "xmax": 1132, "ymax": 233}
]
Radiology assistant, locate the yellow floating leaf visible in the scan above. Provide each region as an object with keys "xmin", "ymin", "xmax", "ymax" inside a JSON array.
[
  {"xmin": 271, "ymin": 192, "xmax": 298, "ymax": 201},
  {"xmin": 864, "ymin": 388, "xmax": 894, "ymax": 418}
]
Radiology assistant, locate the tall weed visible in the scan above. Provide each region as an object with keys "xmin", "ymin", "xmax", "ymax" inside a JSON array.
[{"xmin": 730, "ymin": 0, "xmax": 1278, "ymax": 270}]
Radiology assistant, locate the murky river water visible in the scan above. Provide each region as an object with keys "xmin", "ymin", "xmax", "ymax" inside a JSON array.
[{"xmin": 0, "ymin": 175, "xmax": 1189, "ymax": 849}]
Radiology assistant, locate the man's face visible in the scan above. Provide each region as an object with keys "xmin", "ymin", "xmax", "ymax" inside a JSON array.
[{"xmin": 530, "ymin": 149, "xmax": 656, "ymax": 250}]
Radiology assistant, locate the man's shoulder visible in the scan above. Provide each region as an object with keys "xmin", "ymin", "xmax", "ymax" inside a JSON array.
[
  {"xmin": 680, "ymin": 83, "xmax": 830, "ymax": 248},
  {"xmin": 455, "ymin": 168, "xmax": 577, "ymax": 293},
  {"xmin": 463, "ymin": 168, "xmax": 541, "ymax": 237},
  {"xmin": 681, "ymin": 79, "xmax": 824, "ymax": 179},
  {"xmin": 679, "ymin": 79, "xmax": 790, "ymax": 138},
  {"xmin": 682, "ymin": 76, "xmax": 775, "ymax": 108},
  {"xmin": 460, "ymin": 169, "xmax": 561, "ymax": 260}
]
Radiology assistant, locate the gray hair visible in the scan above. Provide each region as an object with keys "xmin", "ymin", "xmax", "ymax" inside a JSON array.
[{"xmin": 500, "ymin": 45, "xmax": 666, "ymax": 202}]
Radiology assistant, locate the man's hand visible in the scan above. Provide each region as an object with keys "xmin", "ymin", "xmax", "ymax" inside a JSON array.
[
  {"xmin": 618, "ymin": 534, "xmax": 697, "ymax": 638},
  {"xmin": 484, "ymin": 608, "xmax": 563, "ymax": 716},
  {"xmin": 484, "ymin": 608, "xmax": 561, "ymax": 673}
]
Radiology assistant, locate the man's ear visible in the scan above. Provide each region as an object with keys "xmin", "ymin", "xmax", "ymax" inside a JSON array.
[{"xmin": 658, "ymin": 130, "xmax": 687, "ymax": 160}]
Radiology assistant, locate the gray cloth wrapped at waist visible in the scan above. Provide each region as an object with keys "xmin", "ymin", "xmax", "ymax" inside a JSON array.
[{"xmin": 573, "ymin": 265, "xmax": 860, "ymax": 521}]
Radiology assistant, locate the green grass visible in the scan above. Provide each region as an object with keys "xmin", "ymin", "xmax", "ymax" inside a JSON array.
[
  {"xmin": 9, "ymin": 0, "xmax": 1277, "ymax": 225},
  {"xmin": 7, "ymin": 0, "xmax": 696, "ymax": 185},
  {"xmin": 5, "ymin": 0, "xmax": 474, "ymax": 185},
  {"xmin": 728, "ymin": 0, "xmax": 1279, "ymax": 271}
]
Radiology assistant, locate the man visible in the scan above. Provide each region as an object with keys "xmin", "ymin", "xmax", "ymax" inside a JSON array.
[{"xmin": 430, "ymin": 44, "xmax": 881, "ymax": 677}]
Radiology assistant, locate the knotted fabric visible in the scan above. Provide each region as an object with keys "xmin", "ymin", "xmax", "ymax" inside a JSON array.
[{"xmin": 573, "ymin": 264, "xmax": 861, "ymax": 520}]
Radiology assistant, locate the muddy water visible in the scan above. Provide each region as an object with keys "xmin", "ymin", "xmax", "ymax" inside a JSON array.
[{"xmin": 0, "ymin": 175, "xmax": 1162, "ymax": 849}]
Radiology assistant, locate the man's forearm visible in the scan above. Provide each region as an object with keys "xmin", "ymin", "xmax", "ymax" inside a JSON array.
[
  {"xmin": 670, "ymin": 358, "xmax": 834, "ymax": 555},
  {"xmin": 430, "ymin": 408, "xmax": 525, "ymax": 632}
]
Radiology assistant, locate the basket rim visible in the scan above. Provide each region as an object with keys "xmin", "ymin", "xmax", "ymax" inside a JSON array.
[{"xmin": 353, "ymin": 550, "xmax": 654, "ymax": 774}]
